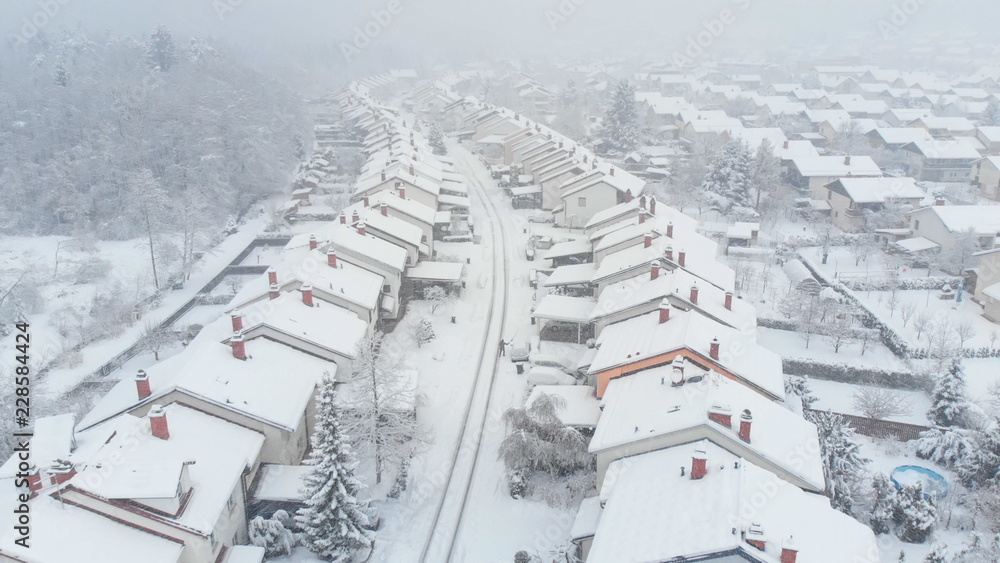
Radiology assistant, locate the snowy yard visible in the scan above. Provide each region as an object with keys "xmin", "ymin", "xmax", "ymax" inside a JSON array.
[{"xmin": 855, "ymin": 289, "xmax": 1000, "ymax": 351}]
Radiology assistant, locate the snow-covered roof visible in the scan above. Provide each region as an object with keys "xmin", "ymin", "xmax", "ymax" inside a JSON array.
[
  {"xmin": 0, "ymin": 493, "xmax": 185, "ymax": 562},
  {"xmin": 585, "ymin": 198, "xmax": 643, "ymax": 231},
  {"xmin": 223, "ymin": 546, "xmax": 266, "ymax": 563},
  {"xmin": 727, "ymin": 127, "xmax": 787, "ymax": 151},
  {"xmin": 914, "ymin": 204, "xmax": 1000, "ymax": 234},
  {"xmin": 894, "ymin": 237, "xmax": 940, "ymax": 253},
  {"xmin": 593, "ymin": 234, "xmax": 733, "ymax": 294},
  {"xmin": 349, "ymin": 207, "xmax": 424, "ymax": 248},
  {"xmin": 589, "ymin": 309, "xmax": 783, "ymax": 399},
  {"xmin": 309, "ymin": 224, "xmax": 409, "ymax": 273},
  {"xmin": 0, "ymin": 414, "xmax": 75, "ymax": 477},
  {"xmin": 828, "ymin": 177, "xmax": 926, "ymax": 203},
  {"xmin": 790, "ymin": 155, "xmax": 882, "ymax": 177},
  {"xmin": 73, "ymin": 404, "xmax": 264, "ymax": 535},
  {"xmin": 590, "ymin": 367, "xmax": 824, "ymax": 491},
  {"xmin": 586, "ymin": 442, "xmax": 878, "ymax": 563},
  {"xmin": 526, "ymin": 386, "xmax": 602, "ymax": 428},
  {"xmin": 406, "ymin": 261, "xmax": 464, "ymax": 282},
  {"xmin": 252, "ymin": 464, "xmax": 314, "ymax": 502},
  {"xmin": 81, "ymin": 334, "xmax": 336, "ymax": 432},
  {"xmin": 868, "ymin": 127, "xmax": 933, "ymax": 145},
  {"xmin": 542, "ymin": 240, "xmax": 593, "ymax": 260},
  {"xmin": 543, "ymin": 263, "xmax": 597, "ymax": 287},
  {"xmin": 983, "ymin": 282, "xmax": 1000, "ymax": 301},
  {"xmin": 560, "ymin": 167, "xmax": 646, "ymax": 199},
  {"xmin": 902, "ymin": 139, "xmax": 982, "ymax": 159},
  {"xmin": 570, "ymin": 496, "xmax": 602, "ymax": 541},
  {"xmin": 533, "ymin": 295, "xmax": 597, "ymax": 324},
  {"xmin": 909, "ymin": 115, "xmax": 975, "ymax": 132},
  {"xmin": 241, "ymin": 292, "xmax": 368, "ymax": 359},
  {"xmin": 367, "ymin": 190, "xmax": 436, "ymax": 225}
]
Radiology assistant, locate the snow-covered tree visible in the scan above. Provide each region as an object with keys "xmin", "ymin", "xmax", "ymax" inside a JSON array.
[
  {"xmin": 340, "ymin": 332, "xmax": 418, "ymax": 485},
  {"xmin": 937, "ymin": 228, "xmax": 981, "ymax": 275},
  {"xmin": 785, "ymin": 375, "xmax": 818, "ymax": 409},
  {"xmin": 928, "ymin": 359, "xmax": 970, "ymax": 428},
  {"xmin": 984, "ymin": 99, "xmax": 1000, "ymax": 127},
  {"xmin": 498, "ymin": 393, "xmax": 592, "ymax": 479},
  {"xmin": 897, "ymin": 483, "xmax": 936, "ymax": 544},
  {"xmin": 922, "ymin": 543, "xmax": 948, "ymax": 563},
  {"xmin": 957, "ymin": 420, "xmax": 1000, "ymax": 488},
  {"xmin": 296, "ymin": 371, "xmax": 375, "ymax": 560},
  {"xmin": 750, "ymin": 138, "xmax": 781, "ymax": 212},
  {"xmin": 423, "ymin": 286, "xmax": 455, "ymax": 313},
  {"xmin": 137, "ymin": 320, "xmax": 176, "ymax": 361},
  {"xmin": 807, "ymin": 410, "xmax": 869, "ymax": 514},
  {"xmin": 147, "ymin": 25, "xmax": 177, "ymax": 71},
  {"xmin": 428, "ymin": 124, "xmax": 446, "ymax": 155},
  {"xmin": 916, "ymin": 427, "xmax": 978, "ymax": 469},
  {"xmin": 870, "ymin": 473, "xmax": 896, "ymax": 535},
  {"xmin": 249, "ymin": 513, "xmax": 296, "ymax": 557},
  {"xmin": 952, "ymin": 533, "xmax": 1000, "ymax": 563},
  {"xmin": 700, "ymin": 140, "xmax": 755, "ymax": 216},
  {"xmin": 602, "ymin": 80, "xmax": 639, "ymax": 153},
  {"xmin": 852, "ymin": 383, "xmax": 912, "ymax": 420},
  {"xmin": 410, "ymin": 317, "xmax": 435, "ymax": 348},
  {"xmin": 127, "ymin": 169, "xmax": 171, "ymax": 289}
]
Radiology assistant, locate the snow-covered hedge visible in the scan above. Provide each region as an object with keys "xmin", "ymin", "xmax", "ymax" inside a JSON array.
[
  {"xmin": 784, "ymin": 233, "xmax": 869, "ymax": 248},
  {"xmin": 782, "ymin": 358, "xmax": 931, "ymax": 392},
  {"xmin": 839, "ymin": 276, "xmax": 963, "ymax": 292},
  {"xmin": 757, "ymin": 317, "xmax": 800, "ymax": 332}
]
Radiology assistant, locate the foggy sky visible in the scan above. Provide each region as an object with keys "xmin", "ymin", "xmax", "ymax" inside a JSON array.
[{"xmin": 5, "ymin": 0, "xmax": 999, "ymax": 75}]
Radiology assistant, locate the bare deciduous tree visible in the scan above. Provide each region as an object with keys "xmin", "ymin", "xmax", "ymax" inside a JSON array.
[
  {"xmin": 955, "ymin": 320, "xmax": 977, "ymax": 349},
  {"xmin": 913, "ymin": 312, "xmax": 932, "ymax": 341},
  {"xmin": 852, "ymin": 382, "xmax": 913, "ymax": 420},
  {"xmin": 885, "ymin": 291, "xmax": 901, "ymax": 318},
  {"xmin": 899, "ymin": 301, "xmax": 915, "ymax": 327}
]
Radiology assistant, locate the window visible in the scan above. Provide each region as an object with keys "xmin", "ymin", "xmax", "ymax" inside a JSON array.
[
  {"xmin": 226, "ymin": 494, "xmax": 236, "ymax": 513},
  {"xmin": 914, "ymin": 220, "xmax": 920, "ymax": 230},
  {"xmin": 578, "ymin": 197, "xmax": 587, "ymax": 207},
  {"xmin": 827, "ymin": 190, "xmax": 833, "ymax": 200},
  {"xmin": 421, "ymin": 234, "xmax": 427, "ymax": 243},
  {"xmin": 383, "ymin": 284, "xmax": 391, "ymax": 293}
]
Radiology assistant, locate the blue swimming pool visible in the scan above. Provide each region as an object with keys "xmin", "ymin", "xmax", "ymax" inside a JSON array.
[{"xmin": 891, "ymin": 465, "xmax": 948, "ymax": 499}]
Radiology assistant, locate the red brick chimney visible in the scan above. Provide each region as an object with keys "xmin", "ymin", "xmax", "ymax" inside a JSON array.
[
  {"xmin": 690, "ymin": 284, "xmax": 699, "ymax": 305},
  {"xmin": 149, "ymin": 405, "xmax": 170, "ymax": 440},
  {"xmin": 380, "ymin": 202, "xmax": 389, "ymax": 216},
  {"xmin": 638, "ymin": 211, "xmax": 646, "ymax": 224},
  {"xmin": 665, "ymin": 246, "xmax": 674, "ymax": 261},
  {"xmin": 399, "ymin": 186, "xmax": 406, "ymax": 199},
  {"xmin": 710, "ymin": 337, "xmax": 720, "ymax": 360},
  {"xmin": 666, "ymin": 222, "xmax": 673, "ymax": 239},
  {"xmin": 625, "ymin": 191, "xmax": 633, "ymax": 203},
  {"xmin": 709, "ymin": 404, "xmax": 732, "ymax": 428},
  {"xmin": 739, "ymin": 409, "xmax": 753, "ymax": 443},
  {"xmin": 357, "ymin": 222, "xmax": 366, "ymax": 236},
  {"xmin": 644, "ymin": 233, "xmax": 653, "ymax": 248},
  {"xmin": 783, "ymin": 140, "xmax": 789, "ymax": 149},
  {"xmin": 844, "ymin": 155, "xmax": 851, "ymax": 165},
  {"xmin": 46, "ymin": 460, "xmax": 76, "ymax": 488},
  {"xmin": 725, "ymin": 292, "xmax": 733, "ymax": 310},
  {"xmin": 230, "ymin": 310, "xmax": 243, "ymax": 332},
  {"xmin": 267, "ymin": 267, "xmax": 277, "ymax": 286},
  {"xmin": 649, "ymin": 197, "xmax": 656, "ymax": 215},
  {"xmin": 935, "ymin": 197, "xmax": 946, "ymax": 206},
  {"xmin": 583, "ymin": 154, "xmax": 588, "ymax": 163},
  {"xmin": 650, "ymin": 260, "xmax": 660, "ymax": 280},
  {"xmin": 363, "ymin": 196, "xmax": 370, "ymax": 207},
  {"xmin": 609, "ymin": 166, "xmax": 615, "ymax": 176},
  {"xmin": 327, "ymin": 248, "xmax": 338, "ymax": 268},
  {"xmin": 409, "ymin": 165, "xmax": 415, "ymax": 176},
  {"xmin": 301, "ymin": 284, "xmax": 314, "ymax": 307},
  {"xmin": 746, "ymin": 523, "xmax": 766, "ymax": 551},
  {"xmin": 781, "ymin": 537, "xmax": 798, "ymax": 563},
  {"xmin": 352, "ymin": 210, "xmax": 360, "ymax": 223},
  {"xmin": 659, "ymin": 298, "xmax": 671, "ymax": 324},
  {"xmin": 269, "ymin": 283, "xmax": 280, "ymax": 300},
  {"xmin": 340, "ymin": 212, "xmax": 346, "ymax": 225},
  {"xmin": 678, "ymin": 249, "xmax": 686, "ymax": 267},
  {"xmin": 309, "ymin": 234, "xmax": 317, "ymax": 250},
  {"xmin": 135, "ymin": 370, "xmax": 151, "ymax": 400},
  {"xmin": 691, "ymin": 447, "xmax": 707, "ymax": 480},
  {"xmin": 231, "ymin": 330, "xmax": 247, "ymax": 360},
  {"xmin": 381, "ymin": 171, "xmax": 387, "ymax": 182}
]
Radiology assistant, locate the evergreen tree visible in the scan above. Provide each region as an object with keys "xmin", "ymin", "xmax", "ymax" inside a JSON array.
[
  {"xmin": 807, "ymin": 411, "xmax": 869, "ymax": 514},
  {"xmin": 897, "ymin": 484, "xmax": 936, "ymax": 544},
  {"xmin": 750, "ymin": 138, "xmax": 781, "ymax": 212},
  {"xmin": 928, "ymin": 359, "xmax": 969, "ymax": 428},
  {"xmin": 984, "ymin": 99, "xmax": 1000, "ymax": 127},
  {"xmin": 296, "ymin": 371, "xmax": 375, "ymax": 561},
  {"xmin": 147, "ymin": 25, "xmax": 177, "ymax": 71},
  {"xmin": 602, "ymin": 80, "xmax": 639, "ymax": 153},
  {"xmin": 870, "ymin": 473, "xmax": 896, "ymax": 535},
  {"xmin": 957, "ymin": 419, "xmax": 1000, "ymax": 488},
  {"xmin": 915, "ymin": 427, "xmax": 978, "ymax": 469},
  {"xmin": 701, "ymin": 140, "xmax": 755, "ymax": 216},
  {"xmin": 248, "ymin": 513, "xmax": 296, "ymax": 557},
  {"xmin": 923, "ymin": 543, "xmax": 948, "ymax": 563},
  {"xmin": 428, "ymin": 124, "xmax": 446, "ymax": 155}
]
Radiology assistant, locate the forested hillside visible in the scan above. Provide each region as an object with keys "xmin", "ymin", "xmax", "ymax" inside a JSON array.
[{"xmin": 0, "ymin": 27, "xmax": 310, "ymax": 273}]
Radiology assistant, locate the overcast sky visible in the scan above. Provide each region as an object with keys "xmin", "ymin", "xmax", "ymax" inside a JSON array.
[{"xmin": 5, "ymin": 0, "xmax": 998, "ymax": 76}]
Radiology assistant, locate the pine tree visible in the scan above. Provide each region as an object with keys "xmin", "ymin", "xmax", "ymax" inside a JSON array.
[
  {"xmin": 923, "ymin": 543, "xmax": 948, "ymax": 563},
  {"xmin": 603, "ymin": 80, "xmax": 639, "ymax": 153},
  {"xmin": 147, "ymin": 25, "xmax": 177, "ymax": 71},
  {"xmin": 928, "ymin": 359, "xmax": 969, "ymax": 428},
  {"xmin": 807, "ymin": 411, "xmax": 869, "ymax": 514},
  {"xmin": 984, "ymin": 99, "xmax": 1000, "ymax": 127},
  {"xmin": 428, "ymin": 124, "xmax": 446, "ymax": 155},
  {"xmin": 957, "ymin": 419, "xmax": 1000, "ymax": 488},
  {"xmin": 898, "ymin": 484, "xmax": 936, "ymax": 544},
  {"xmin": 915, "ymin": 427, "xmax": 978, "ymax": 469},
  {"xmin": 700, "ymin": 140, "xmax": 755, "ymax": 216},
  {"xmin": 296, "ymin": 371, "xmax": 375, "ymax": 561},
  {"xmin": 248, "ymin": 513, "xmax": 296, "ymax": 557},
  {"xmin": 750, "ymin": 138, "xmax": 781, "ymax": 212},
  {"xmin": 870, "ymin": 473, "xmax": 896, "ymax": 535}
]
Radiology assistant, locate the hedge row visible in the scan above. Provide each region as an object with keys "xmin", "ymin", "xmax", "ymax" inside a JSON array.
[
  {"xmin": 782, "ymin": 358, "xmax": 930, "ymax": 392},
  {"xmin": 840, "ymin": 276, "xmax": 964, "ymax": 292}
]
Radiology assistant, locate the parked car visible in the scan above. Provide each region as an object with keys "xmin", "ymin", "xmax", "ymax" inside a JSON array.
[
  {"xmin": 527, "ymin": 366, "xmax": 578, "ymax": 386},
  {"xmin": 510, "ymin": 342, "xmax": 531, "ymax": 363},
  {"xmin": 526, "ymin": 210, "xmax": 554, "ymax": 224},
  {"xmin": 529, "ymin": 354, "xmax": 579, "ymax": 376},
  {"xmin": 525, "ymin": 247, "xmax": 535, "ymax": 261}
]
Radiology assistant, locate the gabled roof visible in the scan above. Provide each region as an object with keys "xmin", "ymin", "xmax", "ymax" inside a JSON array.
[
  {"xmin": 912, "ymin": 204, "xmax": 1000, "ymax": 234},
  {"xmin": 589, "ymin": 309, "xmax": 783, "ymax": 399},
  {"xmin": 901, "ymin": 139, "xmax": 982, "ymax": 159},
  {"xmin": 368, "ymin": 190, "xmax": 437, "ymax": 225},
  {"xmin": 826, "ymin": 177, "xmax": 926, "ymax": 203},
  {"xmin": 790, "ymin": 155, "xmax": 882, "ymax": 177}
]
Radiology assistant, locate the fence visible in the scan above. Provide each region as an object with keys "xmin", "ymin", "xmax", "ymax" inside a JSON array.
[{"xmin": 805, "ymin": 409, "xmax": 929, "ymax": 442}]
